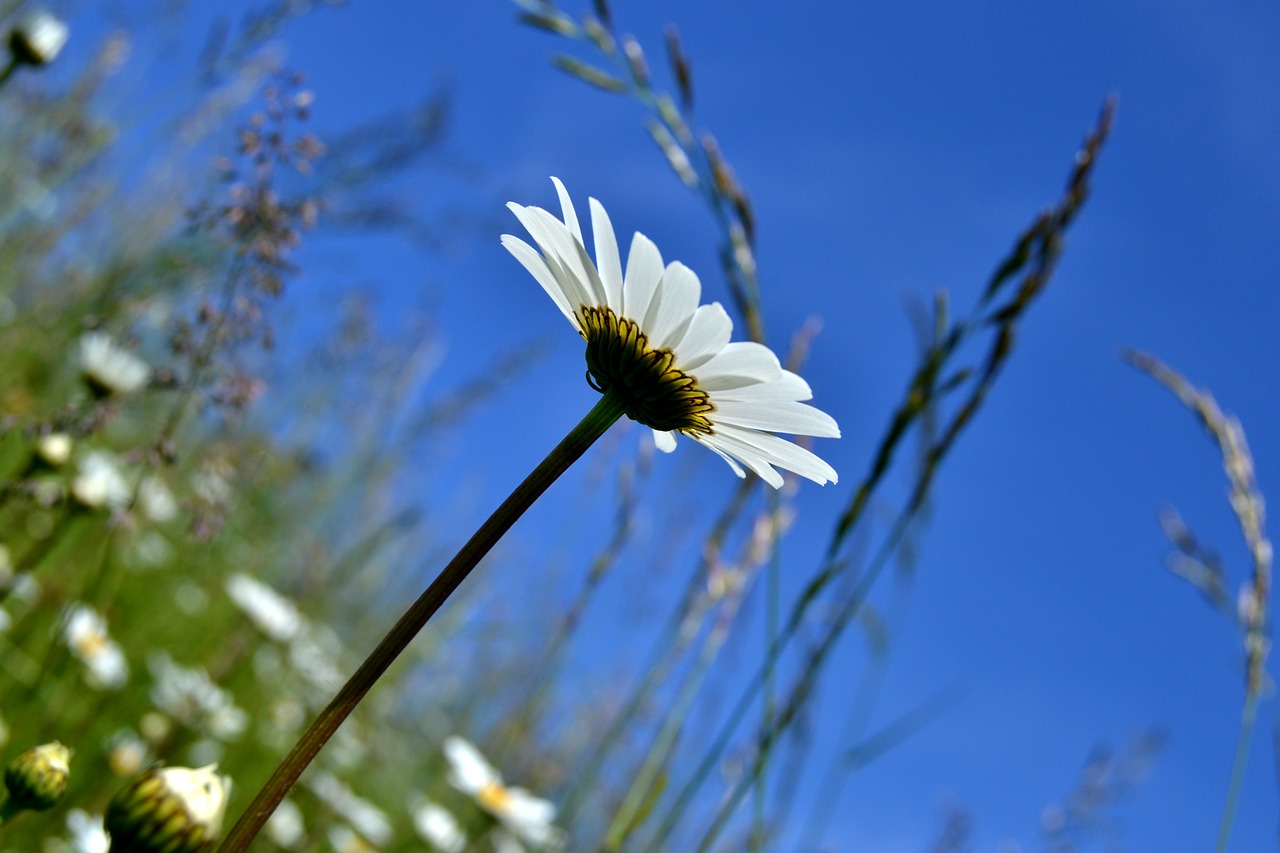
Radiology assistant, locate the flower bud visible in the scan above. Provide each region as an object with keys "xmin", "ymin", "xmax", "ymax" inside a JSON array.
[
  {"xmin": 105, "ymin": 764, "xmax": 231, "ymax": 853},
  {"xmin": 4, "ymin": 741, "xmax": 71, "ymax": 812},
  {"xmin": 35, "ymin": 433, "xmax": 73, "ymax": 467},
  {"xmin": 8, "ymin": 11, "xmax": 69, "ymax": 67}
]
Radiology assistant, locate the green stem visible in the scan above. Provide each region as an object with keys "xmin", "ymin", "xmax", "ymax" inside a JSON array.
[
  {"xmin": 1214, "ymin": 692, "xmax": 1259, "ymax": 853},
  {"xmin": 215, "ymin": 392, "xmax": 627, "ymax": 853},
  {"xmin": 752, "ymin": 490, "xmax": 781, "ymax": 852},
  {"xmin": 605, "ymin": 615, "xmax": 721, "ymax": 850}
]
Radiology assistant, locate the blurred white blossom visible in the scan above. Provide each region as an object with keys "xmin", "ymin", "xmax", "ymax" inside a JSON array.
[
  {"xmin": 147, "ymin": 652, "xmax": 247, "ymax": 740},
  {"xmin": 71, "ymin": 451, "xmax": 131, "ymax": 510},
  {"xmin": 63, "ymin": 604, "xmax": 128, "ymax": 689},
  {"xmin": 444, "ymin": 736, "xmax": 565, "ymax": 851},
  {"xmin": 266, "ymin": 797, "xmax": 306, "ymax": 849},
  {"xmin": 36, "ymin": 433, "xmax": 73, "ymax": 467},
  {"xmin": 307, "ymin": 771, "xmax": 391, "ymax": 847},
  {"xmin": 78, "ymin": 332, "xmax": 150, "ymax": 397},
  {"xmin": 62, "ymin": 809, "xmax": 109, "ymax": 853},
  {"xmin": 410, "ymin": 796, "xmax": 466, "ymax": 853},
  {"xmin": 137, "ymin": 475, "xmax": 178, "ymax": 523},
  {"xmin": 226, "ymin": 573, "xmax": 301, "ymax": 642},
  {"xmin": 10, "ymin": 10, "xmax": 70, "ymax": 67}
]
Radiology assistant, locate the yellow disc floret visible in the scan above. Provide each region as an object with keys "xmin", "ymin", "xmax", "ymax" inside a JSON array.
[{"xmin": 580, "ymin": 306, "xmax": 714, "ymax": 435}]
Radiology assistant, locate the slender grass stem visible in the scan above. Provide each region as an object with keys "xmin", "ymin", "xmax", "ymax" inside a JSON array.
[
  {"xmin": 1214, "ymin": 693, "xmax": 1259, "ymax": 853},
  {"xmin": 605, "ymin": 602, "xmax": 728, "ymax": 850},
  {"xmin": 558, "ymin": 478, "xmax": 756, "ymax": 825},
  {"xmin": 215, "ymin": 391, "xmax": 627, "ymax": 853},
  {"xmin": 752, "ymin": 490, "xmax": 781, "ymax": 852}
]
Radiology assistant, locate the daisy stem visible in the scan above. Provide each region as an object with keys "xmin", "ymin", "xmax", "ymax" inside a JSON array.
[{"xmin": 215, "ymin": 391, "xmax": 628, "ymax": 853}]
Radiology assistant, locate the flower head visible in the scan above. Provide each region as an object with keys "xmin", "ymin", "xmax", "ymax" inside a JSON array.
[
  {"xmin": 411, "ymin": 796, "xmax": 467, "ymax": 853},
  {"xmin": 64, "ymin": 809, "xmax": 110, "ymax": 853},
  {"xmin": 504, "ymin": 178, "xmax": 838, "ymax": 488},
  {"xmin": 8, "ymin": 10, "xmax": 69, "ymax": 67},
  {"xmin": 444, "ymin": 736, "xmax": 564, "ymax": 851},
  {"xmin": 306, "ymin": 771, "xmax": 391, "ymax": 847},
  {"xmin": 78, "ymin": 332, "xmax": 150, "ymax": 397},
  {"xmin": 4, "ymin": 741, "xmax": 72, "ymax": 812},
  {"xmin": 64, "ymin": 604, "xmax": 128, "ymax": 689},
  {"xmin": 138, "ymin": 475, "xmax": 178, "ymax": 523},
  {"xmin": 71, "ymin": 450, "xmax": 131, "ymax": 510},
  {"xmin": 104, "ymin": 764, "xmax": 230, "ymax": 853},
  {"xmin": 265, "ymin": 798, "xmax": 305, "ymax": 849},
  {"xmin": 36, "ymin": 432, "xmax": 73, "ymax": 467},
  {"xmin": 225, "ymin": 573, "xmax": 301, "ymax": 642},
  {"xmin": 147, "ymin": 652, "xmax": 247, "ymax": 741}
]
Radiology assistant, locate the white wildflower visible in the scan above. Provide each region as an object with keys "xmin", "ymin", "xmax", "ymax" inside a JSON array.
[
  {"xmin": 63, "ymin": 604, "xmax": 128, "ymax": 689},
  {"xmin": 78, "ymin": 332, "xmax": 150, "ymax": 397},
  {"xmin": 225, "ymin": 573, "xmax": 301, "ymax": 642},
  {"xmin": 147, "ymin": 652, "xmax": 247, "ymax": 741},
  {"xmin": 444, "ymin": 736, "xmax": 565, "ymax": 851},
  {"xmin": 70, "ymin": 451, "xmax": 131, "ymax": 510}
]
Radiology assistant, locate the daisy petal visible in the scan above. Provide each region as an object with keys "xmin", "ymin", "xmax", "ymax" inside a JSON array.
[
  {"xmin": 653, "ymin": 429, "xmax": 677, "ymax": 452},
  {"xmin": 589, "ymin": 198, "xmax": 625, "ymax": 312},
  {"xmin": 713, "ymin": 371, "xmax": 814, "ymax": 402},
  {"xmin": 707, "ymin": 427, "xmax": 838, "ymax": 485},
  {"xmin": 501, "ymin": 235, "xmax": 577, "ymax": 328},
  {"xmin": 673, "ymin": 303, "xmax": 733, "ymax": 371},
  {"xmin": 507, "ymin": 203, "xmax": 594, "ymax": 311},
  {"xmin": 526, "ymin": 206, "xmax": 606, "ymax": 307},
  {"xmin": 622, "ymin": 232, "xmax": 664, "ymax": 321},
  {"xmin": 695, "ymin": 342, "xmax": 785, "ymax": 387},
  {"xmin": 712, "ymin": 400, "xmax": 841, "ymax": 438},
  {"xmin": 551, "ymin": 177, "xmax": 583, "ymax": 245},
  {"xmin": 443, "ymin": 737, "xmax": 498, "ymax": 793},
  {"xmin": 699, "ymin": 433, "xmax": 782, "ymax": 487},
  {"xmin": 644, "ymin": 261, "xmax": 700, "ymax": 349}
]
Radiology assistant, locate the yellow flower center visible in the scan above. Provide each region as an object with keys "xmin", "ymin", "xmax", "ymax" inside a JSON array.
[
  {"xmin": 580, "ymin": 306, "xmax": 714, "ymax": 435},
  {"xmin": 477, "ymin": 781, "xmax": 514, "ymax": 815},
  {"xmin": 76, "ymin": 630, "xmax": 108, "ymax": 659}
]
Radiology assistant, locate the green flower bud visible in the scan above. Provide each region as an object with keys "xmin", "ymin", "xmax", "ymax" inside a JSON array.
[
  {"xmin": 105, "ymin": 764, "xmax": 231, "ymax": 853},
  {"xmin": 4, "ymin": 741, "xmax": 71, "ymax": 812}
]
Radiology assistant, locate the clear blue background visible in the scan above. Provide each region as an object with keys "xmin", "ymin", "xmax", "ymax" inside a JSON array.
[{"xmin": 60, "ymin": 1, "xmax": 1280, "ymax": 849}]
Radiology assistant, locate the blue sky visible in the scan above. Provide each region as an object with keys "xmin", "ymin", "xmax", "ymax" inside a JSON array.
[
  {"xmin": 276, "ymin": 2, "xmax": 1280, "ymax": 850},
  {"xmin": 58, "ymin": 0, "xmax": 1280, "ymax": 849}
]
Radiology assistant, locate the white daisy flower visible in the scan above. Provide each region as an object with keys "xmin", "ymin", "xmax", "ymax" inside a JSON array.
[
  {"xmin": 503, "ymin": 178, "xmax": 839, "ymax": 488},
  {"xmin": 137, "ymin": 475, "xmax": 178, "ymax": 523},
  {"xmin": 63, "ymin": 809, "xmax": 110, "ymax": 853},
  {"xmin": 287, "ymin": 623, "xmax": 345, "ymax": 697},
  {"xmin": 63, "ymin": 604, "xmax": 128, "ymax": 689},
  {"xmin": 266, "ymin": 797, "xmax": 306, "ymax": 849},
  {"xmin": 147, "ymin": 652, "xmax": 247, "ymax": 741},
  {"xmin": 105, "ymin": 764, "xmax": 231, "ymax": 845},
  {"xmin": 78, "ymin": 332, "xmax": 150, "ymax": 397},
  {"xmin": 225, "ymin": 573, "xmax": 302, "ymax": 642},
  {"xmin": 410, "ymin": 796, "xmax": 467, "ymax": 853},
  {"xmin": 307, "ymin": 771, "xmax": 392, "ymax": 847},
  {"xmin": 443, "ymin": 736, "xmax": 565, "ymax": 851},
  {"xmin": 70, "ymin": 450, "xmax": 131, "ymax": 510}
]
